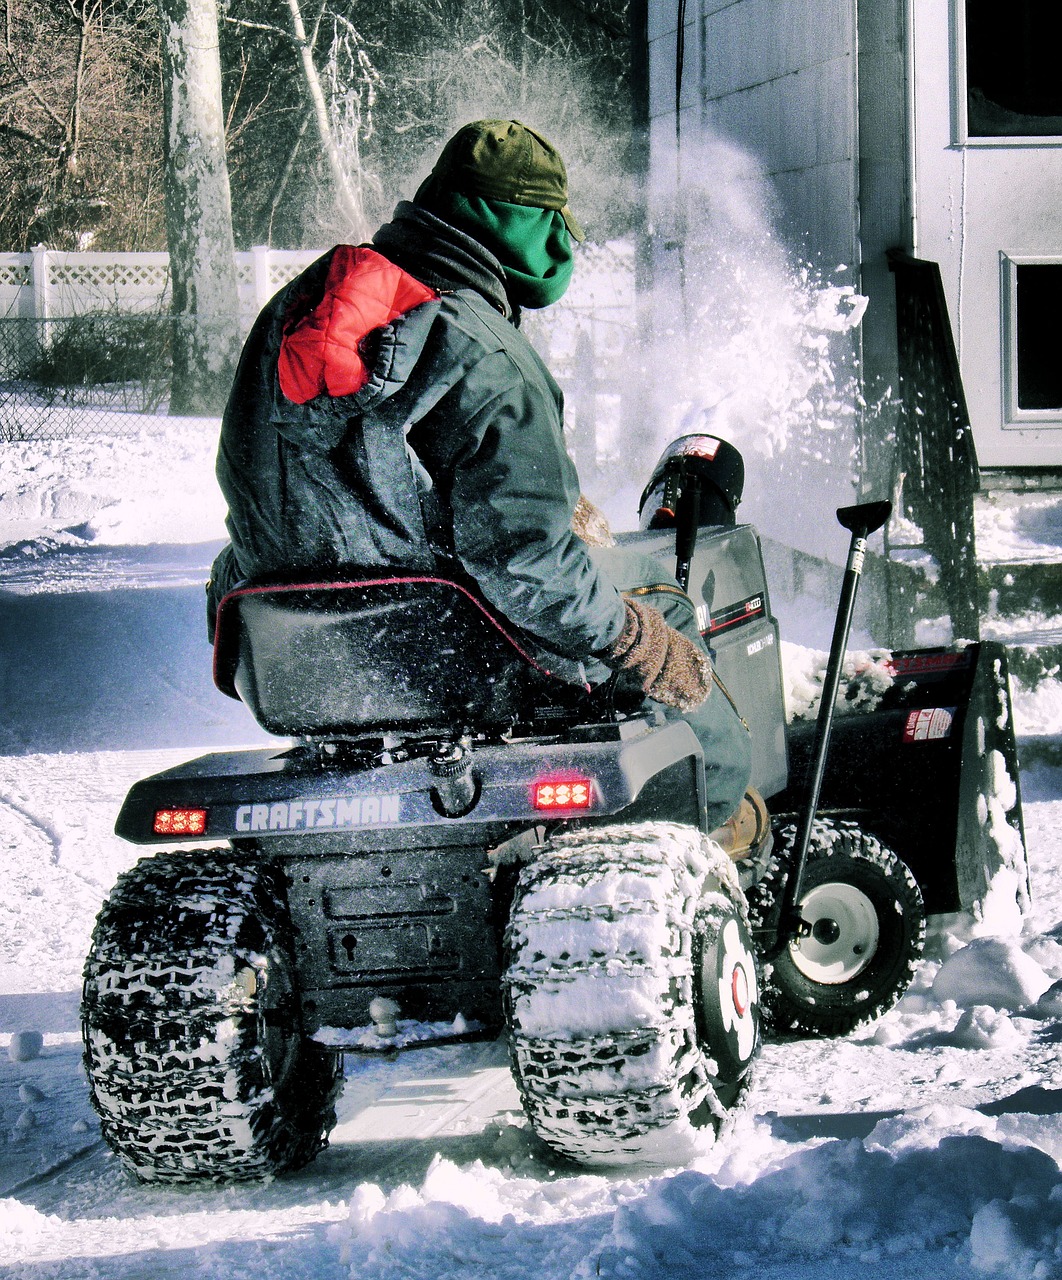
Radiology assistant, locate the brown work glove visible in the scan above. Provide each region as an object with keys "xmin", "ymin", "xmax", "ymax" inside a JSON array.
[{"xmin": 602, "ymin": 598, "xmax": 712, "ymax": 712}]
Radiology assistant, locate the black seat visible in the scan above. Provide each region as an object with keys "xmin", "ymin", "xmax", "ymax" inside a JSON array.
[{"xmin": 212, "ymin": 574, "xmax": 586, "ymax": 736}]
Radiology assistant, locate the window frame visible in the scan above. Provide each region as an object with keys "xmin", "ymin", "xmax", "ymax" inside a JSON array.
[
  {"xmin": 1000, "ymin": 252, "xmax": 1062, "ymax": 430},
  {"xmin": 953, "ymin": 0, "xmax": 1062, "ymax": 147}
]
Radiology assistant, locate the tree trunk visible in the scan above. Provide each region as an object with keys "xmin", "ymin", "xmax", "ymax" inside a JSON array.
[
  {"xmin": 284, "ymin": 0, "xmax": 367, "ymax": 240},
  {"xmin": 159, "ymin": 0, "xmax": 240, "ymax": 416}
]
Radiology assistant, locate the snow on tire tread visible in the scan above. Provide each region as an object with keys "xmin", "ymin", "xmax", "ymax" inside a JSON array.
[
  {"xmin": 504, "ymin": 821, "xmax": 756, "ymax": 1167},
  {"xmin": 81, "ymin": 850, "xmax": 340, "ymax": 1183}
]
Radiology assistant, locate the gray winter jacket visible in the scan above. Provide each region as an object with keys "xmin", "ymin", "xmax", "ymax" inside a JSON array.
[{"xmin": 209, "ymin": 204, "xmax": 626, "ymax": 664}]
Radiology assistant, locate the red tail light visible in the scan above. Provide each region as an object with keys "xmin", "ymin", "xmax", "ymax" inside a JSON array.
[
  {"xmin": 532, "ymin": 778, "xmax": 593, "ymax": 810},
  {"xmin": 153, "ymin": 808, "xmax": 208, "ymax": 836}
]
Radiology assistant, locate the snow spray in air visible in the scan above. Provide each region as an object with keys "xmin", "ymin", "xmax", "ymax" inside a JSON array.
[
  {"xmin": 639, "ymin": 130, "xmax": 869, "ymax": 559},
  {"xmin": 538, "ymin": 127, "xmax": 870, "ymax": 561}
]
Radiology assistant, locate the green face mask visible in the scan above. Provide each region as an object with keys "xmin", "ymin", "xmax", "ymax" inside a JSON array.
[{"xmin": 438, "ymin": 191, "xmax": 575, "ymax": 308}]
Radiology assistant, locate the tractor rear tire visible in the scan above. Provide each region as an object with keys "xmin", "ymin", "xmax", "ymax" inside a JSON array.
[
  {"xmin": 504, "ymin": 821, "xmax": 759, "ymax": 1167},
  {"xmin": 81, "ymin": 850, "xmax": 342, "ymax": 1182},
  {"xmin": 748, "ymin": 820, "xmax": 925, "ymax": 1037}
]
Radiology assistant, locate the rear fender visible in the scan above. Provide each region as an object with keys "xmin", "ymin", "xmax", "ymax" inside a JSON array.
[
  {"xmin": 114, "ymin": 716, "xmax": 708, "ymax": 847},
  {"xmin": 112, "ymin": 716, "xmax": 710, "ymax": 1038}
]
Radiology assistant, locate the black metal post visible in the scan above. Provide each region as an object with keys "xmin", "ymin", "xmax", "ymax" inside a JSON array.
[{"xmin": 674, "ymin": 474, "xmax": 702, "ymax": 592}]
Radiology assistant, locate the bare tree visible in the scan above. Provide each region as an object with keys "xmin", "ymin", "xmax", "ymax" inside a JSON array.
[
  {"xmin": 222, "ymin": 0, "xmax": 381, "ymax": 244},
  {"xmin": 319, "ymin": 9, "xmax": 382, "ymax": 239},
  {"xmin": 284, "ymin": 0, "xmax": 370, "ymax": 239},
  {"xmin": 0, "ymin": 0, "xmax": 635, "ymax": 254},
  {"xmin": 0, "ymin": 0, "xmax": 165, "ymax": 249},
  {"xmin": 158, "ymin": 0, "xmax": 240, "ymax": 414}
]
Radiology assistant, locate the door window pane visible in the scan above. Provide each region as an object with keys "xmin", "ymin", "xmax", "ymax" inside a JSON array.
[
  {"xmin": 966, "ymin": 0, "xmax": 1062, "ymax": 137},
  {"xmin": 1016, "ymin": 264, "xmax": 1062, "ymax": 410}
]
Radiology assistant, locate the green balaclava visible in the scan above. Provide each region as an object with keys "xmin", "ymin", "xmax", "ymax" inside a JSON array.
[
  {"xmin": 424, "ymin": 188, "xmax": 574, "ymax": 308},
  {"xmin": 414, "ymin": 119, "xmax": 584, "ymax": 309}
]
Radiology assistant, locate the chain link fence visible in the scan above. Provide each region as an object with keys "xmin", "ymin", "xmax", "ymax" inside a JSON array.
[{"xmin": 0, "ymin": 313, "xmax": 177, "ymax": 440}]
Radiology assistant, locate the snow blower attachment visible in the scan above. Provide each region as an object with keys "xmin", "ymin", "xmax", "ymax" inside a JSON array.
[
  {"xmin": 738, "ymin": 501, "xmax": 932, "ymax": 1036},
  {"xmin": 83, "ymin": 433, "xmax": 1026, "ymax": 1182},
  {"xmin": 747, "ymin": 508, "xmax": 1027, "ymax": 1037},
  {"xmin": 776, "ymin": 640, "xmax": 1028, "ymax": 917}
]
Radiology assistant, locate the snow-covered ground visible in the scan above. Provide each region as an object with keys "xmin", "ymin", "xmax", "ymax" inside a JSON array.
[
  {"xmin": 976, "ymin": 490, "xmax": 1062, "ymax": 567},
  {"xmin": 3, "ymin": 427, "xmax": 1062, "ymax": 1279}
]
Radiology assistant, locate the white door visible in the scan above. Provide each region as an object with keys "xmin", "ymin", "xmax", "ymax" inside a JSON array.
[{"xmin": 909, "ymin": 0, "xmax": 1062, "ymax": 468}]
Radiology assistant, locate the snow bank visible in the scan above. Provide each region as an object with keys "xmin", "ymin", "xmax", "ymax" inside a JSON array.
[
  {"xmin": 592, "ymin": 1130, "xmax": 1062, "ymax": 1278},
  {"xmin": 931, "ymin": 937, "xmax": 1052, "ymax": 1010},
  {"xmin": 335, "ymin": 1111, "xmax": 1062, "ymax": 1279},
  {"xmin": 337, "ymin": 1153, "xmax": 623, "ymax": 1278},
  {"xmin": 0, "ymin": 1198, "xmax": 62, "ymax": 1243},
  {"xmin": 976, "ymin": 491, "xmax": 1062, "ymax": 566},
  {"xmin": 0, "ymin": 424, "xmax": 225, "ymax": 552},
  {"xmin": 1013, "ymin": 675, "xmax": 1062, "ymax": 738}
]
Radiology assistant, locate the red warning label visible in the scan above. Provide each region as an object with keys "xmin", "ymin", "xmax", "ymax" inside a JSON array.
[
  {"xmin": 902, "ymin": 707, "xmax": 956, "ymax": 743},
  {"xmin": 678, "ymin": 435, "xmax": 721, "ymax": 460},
  {"xmin": 891, "ymin": 651, "xmax": 972, "ymax": 677}
]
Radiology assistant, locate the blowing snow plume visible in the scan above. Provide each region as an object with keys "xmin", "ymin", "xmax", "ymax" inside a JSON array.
[{"xmin": 643, "ymin": 130, "xmax": 868, "ymax": 560}]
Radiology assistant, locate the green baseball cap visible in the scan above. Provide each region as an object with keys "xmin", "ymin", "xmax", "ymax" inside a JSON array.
[{"xmin": 424, "ymin": 119, "xmax": 585, "ymax": 242}]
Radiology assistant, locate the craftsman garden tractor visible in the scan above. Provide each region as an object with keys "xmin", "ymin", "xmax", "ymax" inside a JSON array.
[{"xmin": 81, "ymin": 434, "xmax": 1026, "ymax": 1183}]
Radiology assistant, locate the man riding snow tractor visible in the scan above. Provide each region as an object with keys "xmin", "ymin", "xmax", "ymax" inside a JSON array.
[
  {"xmin": 86, "ymin": 119, "xmax": 1001, "ymax": 1186},
  {"xmin": 207, "ymin": 118, "xmax": 753, "ymax": 837}
]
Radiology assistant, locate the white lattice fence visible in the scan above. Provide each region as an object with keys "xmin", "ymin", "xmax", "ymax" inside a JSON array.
[
  {"xmin": 0, "ymin": 247, "xmax": 325, "ymax": 440},
  {"xmin": 0, "ymin": 248, "xmax": 322, "ymax": 322}
]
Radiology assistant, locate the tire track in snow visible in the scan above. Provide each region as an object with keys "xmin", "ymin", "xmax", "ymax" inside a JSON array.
[
  {"xmin": 0, "ymin": 793, "xmax": 116, "ymax": 987},
  {"xmin": 0, "ymin": 790, "xmax": 64, "ymax": 865},
  {"xmin": 0, "ymin": 789, "xmax": 116, "ymax": 899},
  {"xmin": 0, "ymin": 1139, "xmax": 106, "ymax": 1199}
]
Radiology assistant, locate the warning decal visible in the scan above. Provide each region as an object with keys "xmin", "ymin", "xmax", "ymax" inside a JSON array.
[
  {"xmin": 891, "ymin": 651, "xmax": 973, "ymax": 678},
  {"xmin": 710, "ymin": 594, "xmax": 766, "ymax": 635},
  {"xmin": 678, "ymin": 435, "xmax": 721, "ymax": 460},
  {"xmin": 902, "ymin": 707, "xmax": 956, "ymax": 743}
]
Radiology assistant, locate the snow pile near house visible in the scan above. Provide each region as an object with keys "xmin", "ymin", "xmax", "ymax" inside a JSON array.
[{"xmin": 976, "ymin": 491, "xmax": 1062, "ymax": 565}]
